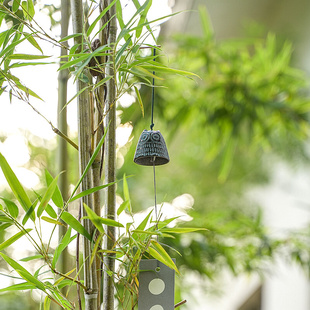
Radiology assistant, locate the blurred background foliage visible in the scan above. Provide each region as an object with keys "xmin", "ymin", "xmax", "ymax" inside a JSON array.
[{"xmin": 1, "ymin": 0, "xmax": 310, "ymax": 308}]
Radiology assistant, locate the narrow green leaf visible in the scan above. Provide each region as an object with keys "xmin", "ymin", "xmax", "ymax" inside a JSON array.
[
  {"xmin": 22, "ymin": 201, "xmax": 37, "ymax": 225},
  {"xmin": 115, "ymin": 36, "xmax": 132, "ymax": 65},
  {"xmin": 8, "ymin": 54, "xmax": 50, "ymax": 60},
  {"xmin": 69, "ymin": 182, "xmax": 116, "ymax": 203},
  {"xmin": 52, "ymin": 227, "xmax": 76, "ymax": 268},
  {"xmin": 27, "ymin": 0, "xmax": 35, "ymax": 20},
  {"xmin": 12, "ymin": 0, "xmax": 21, "ymax": 12},
  {"xmin": 20, "ymin": 254, "xmax": 44, "ymax": 262},
  {"xmin": 84, "ymin": 203, "xmax": 124, "ymax": 231},
  {"xmin": 44, "ymin": 296, "xmax": 51, "ymax": 310},
  {"xmin": 123, "ymin": 173, "xmax": 130, "ymax": 203},
  {"xmin": 58, "ymin": 54, "xmax": 90, "ymax": 71},
  {"xmin": 59, "ymin": 33, "xmax": 82, "ymax": 43},
  {"xmin": 132, "ymin": 229, "xmax": 160, "ymax": 236},
  {"xmin": 139, "ymin": 63, "xmax": 199, "ymax": 78},
  {"xmin": 117, "ymin": 200, "xmax": 130, "ymax": 216},
  {"xmin": 131, "ymin": 66, "xmax": 163, "ymax": 80},
  {"xmin": 41, "ymin": 216, "xmax": 64, "ymax": 226},
  {"xmin": 83, "ymin": 204, "xmax": 104, "ymax": 233},
  {"xmin": 0, "ymin": 223, "xmax": 12, "ymax": 233},
  {"xmin": 134, "ymin": 86, "xmax": 144, "ymax": 117},
  {"xmin": 0, "ymin": 228, "xmax": 32, "ymax": 251},
  {"xmin": 9, "ymin": 62, "xmax": 50, "ymax": 68},
  {"xmin": 70, "ymin": 128, "xmax": 107, "ymax": 199},
  {"xmin": 37, "ymin": 175, "xmax": 59, "ymax": 218},
  {"xmin": 86, "ymin": 0, "xmax": 118, "ymax": 38},
  {"xmin": 148, "ymin": 240, "xmax": 179, "ymax": 273},
  {"xmin": 24, "ymin": 32, "xmax": 43, "ymax": 53},
  {"xmin": 0, "ymin": 252, "xmax": 46, "ymax": 291},
  {"xmin": 135, "ymin": 0, "xmax": 152, "ymax": 39},
  {"xmin": 0, "ymin": 282, "xmax": 36, "ymax": 293},
  {"xmin": 60, "ymin": 212, "xmax": 91, "ymax": 240},
  {"xmin": 93, "ymin": 75, "xmax": 112, "ymax": 90},
  {"xmin": 45, "ymin": 170, "xmax": 63, "ymax": 209},
  {"xmin": 0, "ymin": 215, "xmax": 14, "ymax": 223},
  {"xmin": 0, "ymin": 197, "xmax": 19, "ymax": 218},
  {"xmin": 0, "ymin": 153, "xmax": 34, "ymax": 220},
  {"xmin": 161, "ymin": 227, "xmax": 208, "ymax": 234}
]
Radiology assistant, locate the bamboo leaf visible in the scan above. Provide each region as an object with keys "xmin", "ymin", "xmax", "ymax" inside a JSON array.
[
  {"xmin": 70, "ymin": 128, "xmax": 107, "ymax": 199},
  {"xmin": 22, "ymin": 200, "xmax": 37, "ymax": 225},
  {"xmin": 139, "ymin": 63, "xmax": 199, "ymax": 78},
  {"xmin": 86, "ymin": 0, "xmax": 118, "ymax": 38},
  {"xmin": 0, "ymin": 252, "xmax": 46, "ymax": 291},
  {"xmin": 44, "ymin": 296, "xmax": 51, "ymax": 310},
  {"xmin": 9, "ymin": 62, "xmax": 50, "ymax": 68},
  {"xmin": 12, "ymin": 0, "xmax": 21, "ymax": 12},
  {"xmin": 83, "ymin": 204, "xmax": 104, "ymax": 233},
  {"xmin": 41, "ymin": 216, "xmax": 64, "ymax": 226},
  {"xmin": 27, "ymin": 0, "xmax": 35, "ymax": 20},
  {"xmin": 148, "ymin": 240, "xmax": 179, "ymax": 273},
  {"xmin": 52, "ymin": 227, "xmax": 76, "ymax": 268},
  {"xmin": 0, "ymin": 197, "xmax": 19, "ymax": 218},
  {"xmin": 23, "ymin": 32, "xmax": 43, "ymax": 53},
  {"xmin": 37, "ymin": 174, "xmax": 59, "ymax": 218},
  {"xmin": 0, "ymin": 228, "xmax": 32, "ymax": 251},
  {"xmin": 134, "ymin": 85, "xmax": 144, "ymax": 117},
  {"xmin": 0, "ymin": 223, "xmax": 12, "ymax": 233},
  {"xmin": 20, "ymin": 254, "xmax": 44, "ymax": 262},
  {"xmin": 0, "ymin": 153, "xmax": 34, "ymax": 220},
  {"xmin": 0, "ymin": 282, "xmax": 36, "ymax": 293},
  {"xmin": 60, "ymin": 211, "xmax": 91, "ymax": 240},
  {"xmin": 59, "ymin": 33, "xmax": 83, "ymax": 43},
  {"xmin": 8, "ymin": 54, "xmax": 50, "ymax": 60},
  {"xmin": 83, "ymin": 203, "xmax": 124, "ymax": 231},
  {"xmin": 161, "ymin": 227, "xmax": 208, "ymax": 234},
  {"xmin": 45, "ymin": 170, "xmax": 63, "ymax": 209},
  {"xmin": 134, "ymin": 0, "xmax": 152, "ymax": 39},
  {"xmin": 117, "ymin": 200, "xmax": 130, "ymax": 216},
  {"xmin": 69, "ymin": 181, "xmax": 116, "ymax": 203}
]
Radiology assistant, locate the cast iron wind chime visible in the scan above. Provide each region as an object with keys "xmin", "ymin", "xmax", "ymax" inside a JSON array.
[{"xmin": 134, "ymin": 49, "xmax": 176, "ymax": 310}]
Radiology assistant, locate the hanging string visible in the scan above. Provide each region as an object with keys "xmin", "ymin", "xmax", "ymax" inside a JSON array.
[{"xmin": 150, "ymin": 48, "xmax": 156, "ymax": 131}]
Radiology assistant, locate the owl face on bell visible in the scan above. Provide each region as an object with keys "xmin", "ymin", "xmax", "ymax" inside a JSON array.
[{"xmin": 140, "ymin": 130, "xmax": 162, "ymax": 143}]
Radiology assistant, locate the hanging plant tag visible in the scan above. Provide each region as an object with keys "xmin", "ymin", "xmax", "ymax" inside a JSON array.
[{"xmin": 138, "ymin": 259, "xmax": 175, "ymax": 310}]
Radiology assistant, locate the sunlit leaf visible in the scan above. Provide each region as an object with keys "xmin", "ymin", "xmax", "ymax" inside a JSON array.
[
  {"xmin": 41, "ymin": 216, "xmax": 64, "ymax": 226},
  {"xmin": 0, "ymin": 282, "xmax": 36, "ymax": 293},
  {"xmin": 134, "ymin": 85, "xmax": 144, "ymax": 117},
  {"xmin": 69, "ymin": 181, "xmax": 116, "ymax": 203},
  {"xmin": 52, "ymin": 227, "xmax": 76, "ymax": 268},
  {"xmin": 0, "ymin": 228, "xmax": 32, "ymax": 251},
  {"xmin": 8, "ymin": 54, "xmax": 50, "ymax": 60},
  {"xmin": 0, "ymin": 197, "xmax": 19, "ymax": 218},
  {"xmin": 86, "ymin": 0, "xmax": 118, "ymax": 38},
  {"xmin": 37, "ymin": 174, "xmax": 59, "ymax": 218},
  {"xmin": 0, "ymin": 153, "xmax": 34, "ymax": 221},
  {"xmin": 45, "ymin": 170, "xmax": 63, "ymax": 209},
  {"xmin": 60, "ymin": 211, "xmax": 91, "ymax": 241},
  {"xmin": 0, "ymin": 252, "xmax": 46, "ymax": 291},
  {"xmin": 161, "ymin": 227, "xmax": 208, "ymax": 234}
]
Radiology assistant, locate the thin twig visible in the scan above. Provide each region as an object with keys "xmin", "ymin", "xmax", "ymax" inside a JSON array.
[{"xmin": 174, "ymin": 300, "xmax": 187, "ymax": 308}]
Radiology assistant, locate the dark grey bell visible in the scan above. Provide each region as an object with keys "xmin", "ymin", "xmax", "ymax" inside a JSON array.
[{"xmin": 134, "ymin": 130, "xmax": 170, "ymax": 166}]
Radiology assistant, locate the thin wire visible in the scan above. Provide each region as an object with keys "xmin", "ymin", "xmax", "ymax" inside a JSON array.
[
  {"xmin": 152, "ymin": 158, "xmax": 159, "ymax": 242},
  {"xmin": 150, "ymin": 48, "xmax": 156, "ymax": 131}
]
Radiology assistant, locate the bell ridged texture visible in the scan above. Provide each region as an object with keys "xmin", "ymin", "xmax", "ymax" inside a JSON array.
[{"xmin": 134, "ymin": 130, "xmax": 170, "ymax": 166}]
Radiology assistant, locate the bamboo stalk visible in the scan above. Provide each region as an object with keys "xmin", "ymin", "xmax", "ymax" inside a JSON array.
[
  {"xmin": 70, "ymin": 1, "xmax": 98, "ymax": 309},
  {"xmin": 57, "ymin": 0, "xmax": 70, "ymax": 304},
  {"xmin": 102, "ymin": 1, "xmax": 117, "ymax": 309}
]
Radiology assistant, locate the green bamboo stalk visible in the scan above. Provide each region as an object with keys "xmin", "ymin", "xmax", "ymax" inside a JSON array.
[
  {"xmin": 70, "ymin": 0, "xmax": 98, "ymax": 309},
  {"xmin": 57, "ymin": 0, "xmax": 70, "ymax": 289},
  {"xmin": 102, "ymin": 1, "xmax": 117, "ymax": 309}
]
